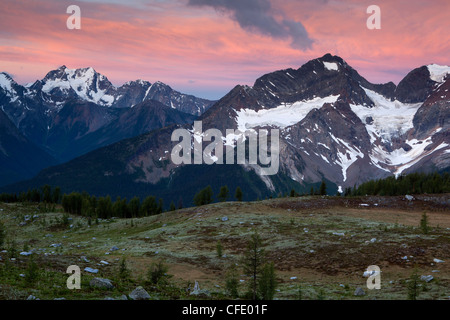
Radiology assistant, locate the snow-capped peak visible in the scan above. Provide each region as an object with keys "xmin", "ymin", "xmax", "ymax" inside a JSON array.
[
  {"xmin": 427, "ymin": 64, "xmax": 450, "ymax": 83},
  {"xmin": 41, "ymin": 66, "xmax": 115, "ymax": 106}
]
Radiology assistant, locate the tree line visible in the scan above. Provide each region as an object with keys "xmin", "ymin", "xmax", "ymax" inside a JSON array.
[
  {"xmin": 0, "ymin": 184, "xmax": 246, "ymax": 218},
  {"xmin": 351, "ymin": 172, "xmax": 450, "ymax": 196}
]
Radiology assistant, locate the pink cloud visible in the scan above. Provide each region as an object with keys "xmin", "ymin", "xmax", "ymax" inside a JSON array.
[{"xmin": 0, "ymin": 0, "xmax": 449, "ymax": 99}]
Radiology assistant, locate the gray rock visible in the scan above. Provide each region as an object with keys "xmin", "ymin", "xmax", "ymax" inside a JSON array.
[
  {"xmin": 110, "ymin": 246, "xmax": 119, "ymax": 251},
  {"xmin": 90, "ymin": 278, "xmax": 114, "ymax": 289},
  {"xmin": 420, "ymin": 275, "xmax": 434, "ymax": 283},
  {"xmin": 129, "ymin": 286, "xmax": 151, "ymax": 300},
  {"xmin": 354, "ymin": 287, "xmax": 366, "ymax": 296},
  {"xmin": 84, "ymin": 267, "xmax": 99, "ymax": 274},
  {"xmin": 221, "ymin": 216, "xmax": 229, "ymax": 222},
  {"xmin": 405, "ymin": 195, "xmax": 414, "ymax": 201},
  {"xmin": 20, "ymin": 251, "xmax": 33, "ymax": 256},
  {"xmin": 27, "ymin": 295, "xmax": 39, "ymax": 300},
  {"xmin": 190, "ymin": 289, "xmax": 211, "ymax": 298}
]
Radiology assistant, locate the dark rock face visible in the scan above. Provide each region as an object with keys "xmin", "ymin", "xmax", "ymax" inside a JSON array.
[
  {"xmin": 395, "ymin": 66, "xmax": 437, "ymax": 103},
  {"xmin": 412, "ymin": 78, "xmax": 450, "ymax": 139}
]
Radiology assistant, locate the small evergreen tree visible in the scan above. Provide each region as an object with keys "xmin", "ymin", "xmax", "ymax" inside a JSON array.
[
  {"xmin": 420, "ymin": 212, "xmax": 430, "ymax": 234},
  {"xmin": 141, "ymin": 196, "xmax": 158, "ymax": 216},
  {"xmin": 218, "ymin": 185, "xmax": 229, "ymax": 202},
  {"xmin": 225, "ymin": 264, "xmax": 240, "ymax": 299},
  {"xmin": 193, "ymin": 186, "xmax": 213, "ymax": 206},
  {"xmin": 319, "ymin": 180, "xmax": 327, "ymax": 196},
  {"xmin": 118, "ymin": 257, "xmax": 131, "ymax": 282},
  {"xmin": 25, "ymin": 254, "xmax": 40, "ymax": 285},
  {"xmin": 216, "ymin": 240, "xmax": 223, "ymax": 258},
  {"xmin": 128, "ymin": 197, "xmax": 141, "ymax": 218},
  {"xmin": 169, "ymin": 201, "xmax": 176, "ymax": 211},
  {"xmin": 147, "ymin": 260, "xmax": 172, "ymax": 286},
  {"xmin": 407, "ymin": 268, "xmax": 421, "ymax": 300},
  {"xmin": 41, "ymin": 184, "xmax": 52, "ymax": 204},
  {"xmin": 242, "ymin": 232, "xmax": 266, "ymax": 300},
  {"xmin": 52, "ymin": 186, "xmax": 61, "ymax": 204},
  {"xmin": 258, "ymin": 262, "xmax": 277, "ymax": 300},
  {"xmin": 290, "ymin": 189, "xmax": 296, "ymax": 197},
  {"xmin": 235, "ymin": 187, "xmax": 243, "ymax": 202}
]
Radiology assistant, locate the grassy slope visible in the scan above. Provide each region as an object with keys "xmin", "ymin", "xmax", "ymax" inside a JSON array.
[{"xmin": 0, "ymin": 194, "xmax": 449, "ymax": 300}]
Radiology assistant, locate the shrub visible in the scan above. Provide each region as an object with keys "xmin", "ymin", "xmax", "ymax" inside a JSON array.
[{"xmin": 147, "ymin": 260, "xmax": 172, "ymax": 286}]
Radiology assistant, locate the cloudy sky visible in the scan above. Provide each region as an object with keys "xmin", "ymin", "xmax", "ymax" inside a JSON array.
[{"xmin": 0, "ymin": 0, "xmax": 449, "ymax": 99}]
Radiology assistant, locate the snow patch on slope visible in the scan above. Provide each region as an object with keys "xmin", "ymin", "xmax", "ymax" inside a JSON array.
[
  {"xmin": 323, "ymin": 62, "xmax": 338, "ymax": 71},
  {"xmin": 235, "ymin": 95, "xmax": 340, "ymax": 130},
  {"xmin": 427, "ymin": 64, "xmax": 450, "ymax": 83},
  {"xmin": 0, "ymin": 73, "xmax": 13, "ymax": 92}
]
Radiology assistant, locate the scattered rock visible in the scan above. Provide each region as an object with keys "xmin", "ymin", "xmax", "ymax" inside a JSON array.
[
  {"xmin": 129, "ymin": 286, "xmax": 151, "ymax": 300},
  {"xmin": 110, "ymin": 246, "xmax": 119, "ymax": 251},
  {"xmin": 332, "ymin": 232, "xmax": 345, "ymax": 236},
  {"xmin": 90, "ymin": 278, "xmax": 114, "ymax": 289},
  {"xmin": 84, "ymin": 267, "xmax": 99, "ymax": 274},
  {"xmin": 100, "ymin": 260, "xmax": 109, "ymax": 265},
  {"xmin": 50, "ymin": 243, "xmax": 62, "ymax": 248},
  {"xmin": 20, "ymin": 251, "xmax": 33, "ymax": 256},
  {"xmin": 190, "ymin": 281, "xmax": 211, "ymax": 298},
  {"xmin": 405, "ymin": 195, "xmax": 414, "ymax": 201},
  {"xmin": 420, "ymin": 275, "xmax": 434, "ymax": 283},
  {"xmin": 27, "ymin": 295, "xmax": 39, "ymax": 300},
  {"xmin": 221, "ymin": 216, "xmax": 229, "ymax": 222},
  {"xmin": 433, "ymin": 258, "xmax": 444, "ymax": 263},
  {"xmin": 354, "ymin": 287, "xmax": 366, "ymax": 296}
]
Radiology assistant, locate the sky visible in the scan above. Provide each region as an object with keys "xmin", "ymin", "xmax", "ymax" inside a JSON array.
[{"xmin": 0, "ymin": 0, "xmax": 449, "ymax": 100}]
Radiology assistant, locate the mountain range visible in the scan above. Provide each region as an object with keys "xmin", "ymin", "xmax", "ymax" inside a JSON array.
[
  {"xmin": 1, "ymin": 54, "xmax": 449, "ymax": 206},
  {"xmin": 0, "ymin": 66, "xmax": 213, "ymax": 181}
]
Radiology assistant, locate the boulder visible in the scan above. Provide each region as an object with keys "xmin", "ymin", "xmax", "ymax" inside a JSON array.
[
  {"xmin": 129, "ymin": 286, "xmax": 151, "ymax": 300},
  {"xmin": 90, "ymin": 278, "xmax": 114, "ymax": 289},
  {"xmin": 354, "ymin": 287, "xmax": 365, "ymax": 296}
]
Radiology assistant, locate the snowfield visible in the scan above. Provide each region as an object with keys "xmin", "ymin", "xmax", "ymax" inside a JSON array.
[
  {"xmin": 350, "ymin": 87, "xmax": 422, "ymax": 142},
  {"xmin": 235, "ymin": 95, "xmax": 340, "ymax": 130}
]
